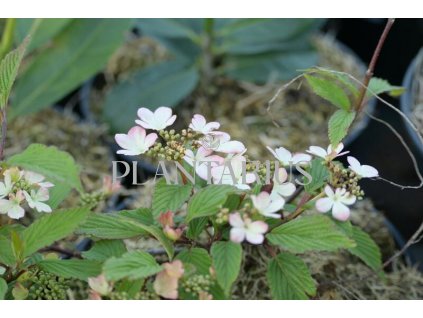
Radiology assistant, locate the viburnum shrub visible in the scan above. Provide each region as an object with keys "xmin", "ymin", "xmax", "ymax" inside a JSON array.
[{"xmin": 0, "ymin": 20, "xmax": 409, "ymax": 300}]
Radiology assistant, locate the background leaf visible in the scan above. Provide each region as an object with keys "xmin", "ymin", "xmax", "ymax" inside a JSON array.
[
  {"xmin": 210, "ymin": 241, "xmax": 242, "ymax": 296},
  {"xmin": 21, "ymin": 206, "xmax": 90, "ymax": 257},
  {"xmin": 82, "ymin": 240, "xmax": 127, "ymax": 262},
  {"xmin": 304, "ymin": 158, "xmax": 329, "ymax": 194},
  {"xmin": 0, "ymin": 236, "xmax": 15, "ymax": 266},
  {"xmin": 267, "ymin": 252, "xmax": 316, "ymax": 300},
  {"xmin": 366, "ymin": 77, "xmax": 405, "ymax": 97},
  {"xmin": 7, "ymin": 144, "xmax": 82, "ymax": 208},
  {"xmin": 0, "ymin": 277, "xmax": 7, "ymax": 300},
  {"xmin": 328, "ymin": 109, "xmax": 356, "ymax": 146},
  {"xmin": 102, "ymin": 60, "xmax": 199, "ymax": 133},
  {"xmin": 103, "ymin": 251, "xmax": 162, "ymax": 281},
  {"xmin": 267, "ymin": 214, "xmax": 355, "ymax": 253},
  {"xmin": 176, "ymin": 248, "xmax": 211, "ymax": 275},
  {"xmin": 11, "ymin": 19, "xmax": 132, "ymax": 118},
  {"xmin": 186, "ymin": 185, "xmax": 235, "ymax": 222},
  {"xmin": 347, "ymin": 225, "xmax": 382, "ymax": 272}
]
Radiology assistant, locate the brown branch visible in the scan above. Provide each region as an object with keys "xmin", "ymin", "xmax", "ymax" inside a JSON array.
[
  {"xmin": 356, "ymin": 18, "xmax": 395, "ymax": 113},
  {"xmin": 280, "ymin": 192, "xmax": 312, "ymax": 224}
]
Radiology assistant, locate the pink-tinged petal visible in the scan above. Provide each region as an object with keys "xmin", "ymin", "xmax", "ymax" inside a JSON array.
[
  {"xmin": 273, "ymin": 168, "xmax": 288, "ymax": 184},
  {"xmin": 8, "ymin": 205, "xmax": 25, "ymax": 219},
  {"xmin": 315, "ymin": 197, "xmax": 333, "ymax": 213},
  {"xmin": 248, "ymin": 221, "xmax": 269, "ymax": 234},
  {"xmin": 266, "ymin": 146, "xmax": 278, "ymax": 159},
  {"xmin": 332, "ymin": 202, "xmax": 350, "ymax": 221},
  {"xmin": 34, "ymin": 202, "xmax": 52, "ymax": 213},
  {"xmin": 205, "ymin": 155, "xmax": 225, "ymax": 165},
  {"xmin": 211, "ymin": 165, "xmax": 225, "ymax": 181},
  {"xmin": 39, "ymin": 182, "xmax": 54, "ymax": 188},
  {"xmin": 166, "ymin": 114, "xmax": 177, "ymax": 126},
  {"xmin": 24, "ymin": 171, "xmax": 44, "ymax": 184},
  {"xmin": 307, "ymin": 146, "xmax": 327, "ymax": 158},
  {"xmin": 197, "ymin": 146, "xmax": 213, "ymax": 158},
  {"xmin": 230, "ymin": 228, "xmax": 246, "ymax": 243},
  {"xmin": 276, "ymin": 183, "xmax": 296, "ymax": 197},
  {"xmin": 337, "ymin": 151, "xmax": 350, "ymax": 157},
  {"xmin": 37, "ymin": 188, "xmax": 50, "ymax": 201},
  {"xmin": 252, "ymin": 192, "xmax": 270, "ymax": 211},
  {"xmin": 155, "ymin": 106, "xmax": 173, "ymax": 121},
  {"xmin": 0, "ymin": 199, "xmax": 11, "ymax": 214},
  {"xmin": 137, "ymin": 107, "xmax": 154, "ymax": 122},
  {"xmin": 210, "ymin": 131, "xmax": 231, "ymax": 142},
  {"xmin": 183, "ymin": 150, "xmax": 195, "ymax": 166},
  {"xmin": 245, "ymin": 232, "xmax": 265, "ymax": 245},
  {"xmin": 265, "ymin": 199, "xmax": 285, "ymax": 214},
  {"xmin": 335, "ymin": 143, "xmax": 344, "ymax": 154},
  {"xmin": 245, "ymin": 173, "xmax": 256, "ymax": 184},
  {"xmin": 116, "ymin": 149, "xmax": 140, "ymax": 156},
  {"xmin": 191, "ymin": 114, "xmax": 206, "ymax": 128},
  {"xmin": 115, "ymin": 133, "xmax": 132, "ymax": 150},
  {"xmin": 341, "ymin": 194, "xmax": 356, "ymax": 205},
  {"xmin": 360, "ymin": 165, "xmax": 379, "ymax": 178},
  {"xmin": 135, "ymin": 119, "xmax": 154, "ymax": 129},
  {"xmin": 275, "ymin": 147, "xmax": 292, "ymax": 164},
  {"xmin": 324, "ymin": 185, "xmax": 334, "ymax": 198},
  {"xmin": 144, "ymin": 132, "xmax": 158, "ymax": 148},
  {"xmin": 204, "ymin": 122, "xmax": 220, "ymax": 132},
  {"xmin": 229, "ymin": 213, "xmax": 245, "ymax": 228},
  {"xmin": 292, "ymin": 153, "xmax": 312, "ymax": 164},
  {"xmin": 347, "ymin": 156, "xmax": 361, "ymax": 170},
  {"xmin": 128, "ymin": 126, "xmax": 146, "ymax": 140},
  {"xmin": 235, "ymin": 183, "xmax": 251, "ymax": 190},
  {"xmin": 217, "ymin": 141, "xmax": 246, "ymax": 154},
  {"xmin": 195, "ymin": 164, "xmax": 211, "ymax": 180}
]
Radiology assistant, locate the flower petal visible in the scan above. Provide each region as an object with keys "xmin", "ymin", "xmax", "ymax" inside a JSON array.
[
  {"xmin": 307, "ymin": 146, "xmax": 327, "ymax": 158},
  {"xmin": 229, "ymin": 213, "xmax": 244, "ymax": 228},
  {"xmin": 332, "ymin": 202, "xmax": 350, "ymax": 221},
  {"xmin": 230, "ymin": 228, "xmax": 246, "ymax": 243},
  {"xmin": 315, "ymin": 197, "xmax": 333, "ymax": 213}
]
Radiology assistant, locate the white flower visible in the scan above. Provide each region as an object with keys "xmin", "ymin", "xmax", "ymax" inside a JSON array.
[
  {"xmin": 266, "ymin": 146, "xmax": 311, "ymax": 166},
  {"xmin": 211, "ymin": 154, "xmax": 255, "ymax": 190},
  {"xmin": 209, "ymin": 132, "xmax": 246, "ymax": 154},
  {"xmin": 23, "ymin": 188, "xmax": 52, "ymax": 213},
  {"xmin": 23, "ymin": 171, "xmax": 54, "ymax": 188},
  {"xmin": 315, "ymin": 185, "xmax": 356, "ymax": 221},
  {"xmin": 251, "ymin": 191, "xmax": 285, "ymax": 219},
  {"xmin": 135, "ymin": 106, "xmax": 177, "ymax": 130},
  {"xmin": 183, "ymin": 147, "xmax": 224, "ymax": 180},
  {"xmin": 0, "ymin": 173, "xmax": 13, "ymax": 198},
  {"xmin": 189, "ymin": 114, "xmax": 220, "ymax": 135},
  {"xmin": 270, "ymin": 168, "xmax": 296, "ymax": 202},
  {"xmin": 115, "ymin": 126, "xmax": 158, "ymax": 156},
  {"xmin": 307, "ymin": 143, "xmax": 349, "ymax": 161},
  {"xmin": 347, "ymin": 156, "xmax": 378, "ymax": 178},
  {"xmin": 229, "ymin": 212, "xmax": 268, "ymax": 245},
  {"xmin": 0, "ymin": 190, "xmax": 25, "ymax": 219}
]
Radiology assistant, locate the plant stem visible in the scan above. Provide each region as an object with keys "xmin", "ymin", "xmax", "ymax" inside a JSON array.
[
  {"xmin": 200, "ymin": 18, "xmax": 215, "ymax": 92},
  {"xmin": 280, "ymin": 193, "xmax": 312, "ymax": 224},
  {"xmin": 355, "ymin": 18, "xmax": 395, "ymax": 113},
  {"xmin": 0, "ymin": 18, "xmax": 16, "ymax": 61}
]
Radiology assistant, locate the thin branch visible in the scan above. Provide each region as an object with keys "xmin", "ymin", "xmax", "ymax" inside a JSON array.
[{"xmin": 356, "ymin": 18, "xmax": 395, "ymax": 113}]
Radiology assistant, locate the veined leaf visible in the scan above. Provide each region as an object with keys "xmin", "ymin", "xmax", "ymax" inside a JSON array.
[
  {"xmin": 7, "ymin": 144, "xmax": 82, "ymax": 208},
  {"xmin": 348, "ymin": 225, "xmax": 382, "ymax": 272},
  {"xmin": 103, "ymin": 251, "xmax": 162, "ymax": 281},
  {"xmin": 0, "ymin": 36, "xmax": 28, "ymax": 108},
  {"xmin": 304, "ymin": 158, "xmax": 329, "ymax": 194},
  {"xmin": 267, "ymin": 214, "xmax": 355, "ymax": 253},
  {"xmin": 152, "ymin": 179, "xmax": 192, "ymax": 218},
  {"xmin": 37, "ymin": 259, "xmax": 102, "ymax": 281},
  {"xmin": 210, "ymin": 241, "xmax": 242, "ymax": 296},
  {"xmin": 267, "ymin": 252, "xmax": 316, "ymax": 300},
  {"xmin": 0, "ymin": 236, "xmax": 15, "ymax": 266},
  {"xmin": 305, "ymin": 74, "xmax": 351, "ymax": 111},
  {"xmin": 328, "ymin": 109, "xmax": 356, "ymax": 146},
  {"xmin": 367, "ymin": 77, "xmax": 405, "ymax": 98},
  {"xmin": 21, "ymin": 206, "xmax": 91, "ymax": 257},
  {"xmin": 186, "ymin": 185, "xmax": 235, "ymax": 222},
  {"xmin": 82, "ymin": 240, "xmax": 127, "ymax": 262},
  {"xmin": 176, "ymin": 248, "xmax": 211, "ymax": 275},
  {"xmin": 0, "ymin": 277, "xmax": 7, "ymax": 300},
  {"xmin": 12, "ymin": 19, "xmax": 133, "ymax": 118}
]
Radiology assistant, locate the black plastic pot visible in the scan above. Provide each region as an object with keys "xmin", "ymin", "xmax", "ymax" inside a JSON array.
[{"xmin": 400, "ymin": 49, "xmax": 423, "ymax": 158}]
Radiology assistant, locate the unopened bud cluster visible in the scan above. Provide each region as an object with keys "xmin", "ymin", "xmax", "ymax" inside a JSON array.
[
  {"xmin": 328, "ymin": 162, "xmax": 364, "ymax": 200},
  {"xmin": 182, "ymin": 274, "xmax": 213, "ymax": 296},
  {"xmin": 27, "ymin": 270, "xmax": 69, "ymax": 300}
]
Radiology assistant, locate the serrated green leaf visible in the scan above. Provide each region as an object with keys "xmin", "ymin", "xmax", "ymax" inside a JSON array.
[
  {"xmin": 267, "ymin": 214, "xmax": 356, "ymax": 253},
  {"xmin": 0, "ymin": 236, "xmax": 15, "ymax": 266},
  {"xmin": 78, "ymin": 213, "xmax": 174, "ymax": 259},
  {"xmin": 305, "ymin": 74, "xmax": 351, "ymax": 110},
  {"xmin": 186, "ymin": 217, "xmax": 208, "ymax": 240},
  {"xmin": 186, "ymin": 185, "xmax": 235, "ymax": 222},
  {"xmin": 348, "ymin": 225, "xmax": 382, "ymax": 272},
  {"xmin": 7, "ymin": 144, "xmax": 82, "ymax": 208},
  {"xmin": 304, "ymin": 158, "xmax": 329, "ymax": 194},
  {"xmin": 176, "ymin": 248, "xmax": 211, "ymax": 275},
  {"xmin": 37, "ymin": 259, "xmax": 102, "ymax": 281},
  {"xmin": 0, "ymin": 277, "xmax": 7, "ymax": 300},
  {"xmin": 210, "ymin": 241, "xmax": 242, "ymax": 296},
  {"xmin": 118, "ymin": 208, "xmax": 154, "ymax": 225},
  {"xmin": 12, "ymin": 19, "xmax": 133, "ymax": 118},
  {"xmin": 21, "ymin": 206, "xmax": 91, "ymax": 257},
  {"xmin": 152, "ymin": 179, "xmax": 192, "ymax": 218},
  {"xmin": 0, "ymin": 36, "xmax": 28, "ymax": 108},
  {"xmin": 82, "ymin": 240, "xmax": 127, "ymax": 262},
  {"xmin": 367, "ymin": 77, "xmax": 405, "ymax": 98},
  {"xmin": 267, "ymin": 252, "xmax": 316, "ymax": 300},
  {"xmin": 328, "ymin": 109, "xmax": 356, "ymax": 146},
  {"xmin": 114, "ymin": 279, "xmax": 145, "ymax": 299},
  {"xmin": 103, "ymin": 251, "xmax": 162, "ymax": 281}
]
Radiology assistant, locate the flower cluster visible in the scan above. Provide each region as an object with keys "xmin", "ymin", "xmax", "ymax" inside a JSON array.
[
  {"xmin": 0, "ymin": 167, "xmax": 54, "ymax": 219},
  {"xmin": 115, "ymin": 106, "xmax": 380, "ymax": 245}
]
